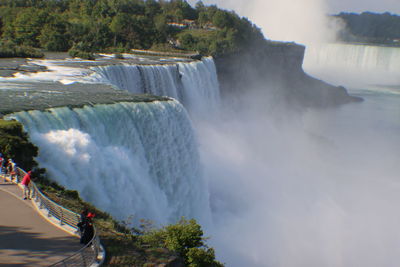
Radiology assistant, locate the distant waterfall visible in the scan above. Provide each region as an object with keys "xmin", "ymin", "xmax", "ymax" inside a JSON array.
[
  {"xmin": 303, "ymin": 43, "xmax": 400, "ymax": 87},
  {"xmin": 91, "ymin": 57, "xmax": 220, "ymax": 116},
  {"xmin": 305, "ymin": 43, "xmax": 400, "ymax": 71},
  {"xmin": 6, "ymin": 101, "xmax": 210, "ymax": 225}
]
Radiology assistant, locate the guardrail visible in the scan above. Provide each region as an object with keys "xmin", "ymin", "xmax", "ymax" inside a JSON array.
[{"xmin": 8, "ymin": 167, "xmax": 104, "ymax": 267}]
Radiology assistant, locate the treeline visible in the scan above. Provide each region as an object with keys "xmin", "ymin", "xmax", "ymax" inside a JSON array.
[
  {"xmin": 335, "ymin": 12, "xmax": 400, "ymax": 46},
  {"xmin": 0, "ymin": 0, "xmax": 265, "ymax": 57}
]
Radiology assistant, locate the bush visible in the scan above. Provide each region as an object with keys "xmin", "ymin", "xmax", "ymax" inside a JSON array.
[
  {"xmin": 187, "ymin": 247, "xmax": 224, "ymax": 267},
  {"xmin": 68, "ymin": 48, "xmax": 95, "ymax": 60},
  {"xmin": 0, "ymin": 41, "xmax": 44, "ymax": 58},
  {"xmin": 140, "ymin": 218, "xmax": 224, "ymax": 266},
  {"xmin": 64, "ymin": 189, "xmax": 80, "ymax": 199}
]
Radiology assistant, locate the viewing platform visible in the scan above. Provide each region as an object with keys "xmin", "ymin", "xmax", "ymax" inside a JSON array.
[
  {"xmin": 0, "ymin": 177, "xmax": 80, "ymax": 266},
  {"xmin": 0, "ymin": 171, "xmax": 104, "ymax": 266}
]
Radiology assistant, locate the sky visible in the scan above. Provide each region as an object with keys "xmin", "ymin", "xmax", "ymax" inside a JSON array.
[
  {"xmin": 326, "ymin": 0, "xmax": 400, "ymax": 14},
  {"xmin": 188, "ymin": 0, "xmax": 400, "ymax": 44}
]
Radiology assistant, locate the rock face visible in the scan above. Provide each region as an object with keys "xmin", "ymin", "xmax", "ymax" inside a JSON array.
[{"xmin": 215, "ymin": 41, "xmax": 362, "ymax": 110}]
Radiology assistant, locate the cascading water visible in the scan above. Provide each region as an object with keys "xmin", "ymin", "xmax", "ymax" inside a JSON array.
[
  {"xmin": 303, "ymin": 43, "xmax": 400, "ymax": 87},
  {"xmin": 91, "ymin": 57, "xmax": 221, "ymax": 117},
  {"xmin": 6, "ymin": 101, "xmax": 210, "ymax": 225}
]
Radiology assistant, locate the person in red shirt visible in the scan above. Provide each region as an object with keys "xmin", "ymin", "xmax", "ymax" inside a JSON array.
[{"xmin": 21, "ymin": 171, "xmax": 32, "ymax": 200}]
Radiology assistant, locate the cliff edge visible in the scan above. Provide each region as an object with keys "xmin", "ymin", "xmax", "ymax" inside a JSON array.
[{"xmin": 215, "ymin": 41, "xmax": 362, "ymax": 110}]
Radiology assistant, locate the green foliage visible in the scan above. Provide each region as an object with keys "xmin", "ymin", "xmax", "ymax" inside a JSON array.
[
  {"xmin": 64, "ymin": 189, "xmax": 80, "ymax": 199},
  {"xmin": 0, "ymin": 119, "xmax": 38, "ymax": 170},
  {"xmin": 68, "ymin": 42, "xmax": 95, "ymax": 59},
  {"xmin": 68, "ymin": 48, "xmax": 95, "ymax": 60},
  {"xmin": 0, "ymin": 40, "xmax": 44, "ymax": 58},
  {"xmin": 12, "ymin": 8, "xmax": 48, "ymax": 47},
  {"xmin": 163, "ymin": 218, "xmax": 204, "ymax": 256},
  {"xmin": 187, "ymin": 247, "xmax": 224, "ymax": 267},
  {"xmin": 0, "ymin": 0, "xmax": 265, "ymax": 56},
  {"xmin": 335, "ymin": 12, "xmax": 400, "ymax": 46},
  {"xmin": 140, "ymin": 217, "xmax": 224, "ymax": 266},
  {"xmin": 39, "ymin": 14, "xmax": 70, "ymax": 51},
  {"xmin": 212, "ymin": 10, "xmax": 232, "ymax": 28}
]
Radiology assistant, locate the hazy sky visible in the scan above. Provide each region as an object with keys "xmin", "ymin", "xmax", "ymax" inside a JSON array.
[
  {"xmin": 326, "ymin": 0, "xmax": 400, "ymax": 14},
  {"xmin": 190, "ymin": 0, "xmax": 400, "ymax": 15},
  {"xmin": 188, "ymin": 0, "xmax": 400, "ymax": 44}
]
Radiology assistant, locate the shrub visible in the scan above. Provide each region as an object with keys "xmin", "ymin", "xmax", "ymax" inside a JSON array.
[
  {"xmin": 187, "ymin": 247, "xmax": 224, "ymax": 267},
  {"xmin": 140, "ymin": 218, "xmax": 224, "ymax": 266},
  {"xmin": 0, "ymin": 41, "xmax": 44, "ymax": 58},
  {"xmin": 68, "ymin": 48, "xmax": 95, "ymax": 60}
]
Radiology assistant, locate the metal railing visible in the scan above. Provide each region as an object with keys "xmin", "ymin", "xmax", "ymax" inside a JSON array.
[{"xmin": 16, "ymin": 168, "xmax": 104, "ymax": 267}]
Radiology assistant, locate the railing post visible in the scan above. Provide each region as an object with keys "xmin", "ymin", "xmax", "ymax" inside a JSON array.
[
  {"xmin": 60, "ymin": 207, "xmax": 64, "ymax": 225},
  {"xmin": 81, "ymin": 252, "xmax": 87, "ymax": 267}
]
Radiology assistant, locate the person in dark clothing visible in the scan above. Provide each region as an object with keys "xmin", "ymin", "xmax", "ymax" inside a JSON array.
[
  {"xmin": 77, "ymin": 208, "xmax": 89, "ymax": 233},
  {"xmin": 80, "ymin": 212, "xmax": 95, "ymax": 245}
]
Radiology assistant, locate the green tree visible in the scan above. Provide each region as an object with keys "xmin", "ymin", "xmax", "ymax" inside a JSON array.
[
  {"xmin": 179, "ymin": 32, "xmax": 197, "ymax": 49},
  {"xmin": 39, "ymin": 15, "xmax": 70, "ymax": 51},
  {"xmin": 13, "ymin": 8, "xmax": 47, "ymax": 46},
  {"xmin": 212, "ymin": 10, "xmax": 233, "ymax": 29}
]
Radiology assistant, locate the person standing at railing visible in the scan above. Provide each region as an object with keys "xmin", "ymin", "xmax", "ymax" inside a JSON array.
[
  {"xmin": 80, "ymin": 212, "xmax": 95, "ymax": 245},
  {"xmin": 21, "ymin": 171, "xmax": 32, "ymax": 200},
  {"xmin": 77, "ymin": 208, "xmax": 89, "ymax": 234}
]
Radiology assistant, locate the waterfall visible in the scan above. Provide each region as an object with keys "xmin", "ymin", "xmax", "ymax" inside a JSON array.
[
  {"xmin": 6, "ymin": 101, "xmax": 210, "ymax": 225},
  {"xmin": 303, "ymin": 43, "xmax": 400, "ymax": 87},
  {"xmin": 304, "ymin": 43, "xmax": 400, "ymax": 72},
  {"xmin": 91, "ymin": 57, "xmax": 221, "ymax": 116}
]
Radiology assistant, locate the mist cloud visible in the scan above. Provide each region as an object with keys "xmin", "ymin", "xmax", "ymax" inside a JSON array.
[{"xmin": 189, "ymin": 0, "xmax": 343, "ymax": 45}]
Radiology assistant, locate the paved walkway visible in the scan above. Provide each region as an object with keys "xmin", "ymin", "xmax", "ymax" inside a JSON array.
[{"xmin": 0, "ymin": 178, "xmax": 81, "ymax": 267}]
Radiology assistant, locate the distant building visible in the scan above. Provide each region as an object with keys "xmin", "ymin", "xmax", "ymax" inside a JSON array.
[
  {"xmin": 168, "ymin": 20, "xmax": 198, "ymax": 30},
  {"xmin": 167, "ymin": 22, "xmax": 187, "ymax": 29}
]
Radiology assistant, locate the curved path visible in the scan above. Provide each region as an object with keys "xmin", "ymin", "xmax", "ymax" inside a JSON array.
[{"xmin": 0, "ymin": 179, "xmax": 81, "ymax": 266}]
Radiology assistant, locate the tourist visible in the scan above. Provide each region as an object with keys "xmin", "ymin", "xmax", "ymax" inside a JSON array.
[
  {"xmin": 80, "ymin": 212, "xmax": 95, "ymax": 245},
  {"xmin": 10, "ymin": 161, "xmax": 18, "ymax": 182},
  {"xmin": 21, "ymin": 171, "xmax": 32, "ymax": 200},
  {"xmin": 77, "ymin": 208, "xmax": 89, "ymax": 234}
]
